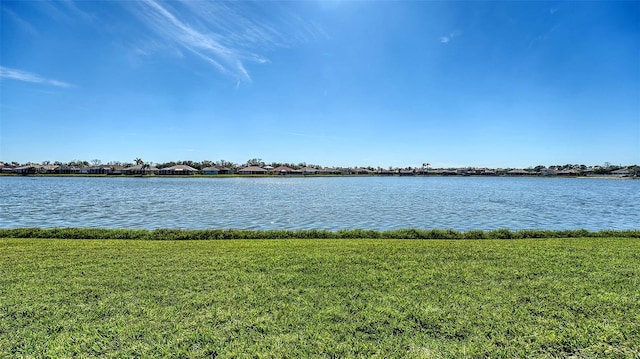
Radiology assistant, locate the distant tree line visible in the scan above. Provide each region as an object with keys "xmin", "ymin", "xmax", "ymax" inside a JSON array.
[{"xmin": 2, "ymin": 159, "xmax": 638, "ymax": 176}]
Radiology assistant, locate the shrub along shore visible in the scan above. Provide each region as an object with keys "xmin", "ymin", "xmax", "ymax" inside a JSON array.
[{"xmin": 1, "ymin": 227, "xmax": 638, "ymax": 240}]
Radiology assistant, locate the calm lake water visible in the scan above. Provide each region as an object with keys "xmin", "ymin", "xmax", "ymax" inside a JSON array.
[{"xmin": 1, "ymin": 176, "xmax": 638, "ymax": 231}]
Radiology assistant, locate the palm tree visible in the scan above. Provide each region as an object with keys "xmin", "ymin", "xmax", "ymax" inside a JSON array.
[
  {"xmin": 134, "ymin": 158, "xmax": 145, "ymax": 175},
  {"xmin": 422, "ymin": 162, "xmax": 430, "ymax": 175},
  {"xmin": 142, "ymin": 162, "xmax": 150, "ymax": 175}
]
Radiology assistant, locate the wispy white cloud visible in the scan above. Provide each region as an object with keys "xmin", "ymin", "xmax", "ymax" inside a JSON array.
[
  {"xmin": 528, "ymin": 24, "xmax": 561, "ymax": 49},
  {"xmin": 2, "ymin": 7, "xmax": 38, "ymax": 35},
  {"xmin": 58, "ymin": 0, "xmax": 95, "ymax": 22},
  {"xmin": 439, "ymin": 32, "xmax": 456, "ymax": 44},
  {"xmin": 0, "ymin": 66, "xmax": 74, "ymax": 88},
  {"xmin": 30, "ymin": 0, "xmax": 95, "ymax": 25},
  {"xmin": 439, "ymin": 30, "xmax": 462, "ymax": 44},
  {"xmin": 130, "ymin": 0, "xmax": 323, "ymax": 83}
]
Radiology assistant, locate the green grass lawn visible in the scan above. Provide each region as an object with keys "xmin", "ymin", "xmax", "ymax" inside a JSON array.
[{"xmin": 1, "ymin": 238, "xmax": 639, "ymax": 358}]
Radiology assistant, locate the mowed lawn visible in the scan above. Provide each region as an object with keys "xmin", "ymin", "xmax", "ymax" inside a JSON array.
[{"xmin": 1, "ymin": 238, "xmax": 639, "ymax": 358}]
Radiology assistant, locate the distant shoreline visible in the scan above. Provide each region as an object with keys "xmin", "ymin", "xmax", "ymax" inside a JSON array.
[
  {"xmin": 0, "ymin": 173, "xmax": 636, "ymax": 179},
  {"xmin": 1, "ymin": 227, "xmax": 639, "ymax": 240}
]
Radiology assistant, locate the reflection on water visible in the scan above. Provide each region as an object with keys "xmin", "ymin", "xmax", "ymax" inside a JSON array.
[{"xmin": 1, "ymin": 176, "xmax": 638, "ymax": 230}]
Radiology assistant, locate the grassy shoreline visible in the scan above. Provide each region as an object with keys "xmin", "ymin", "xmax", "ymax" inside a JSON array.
[
  {"xmin": 1, "ymin": 227, "xmax": 639, "ymax": 240},
  {"xmin": 2, "ymin": 237, "xmax": 638, "ymax": 357}
]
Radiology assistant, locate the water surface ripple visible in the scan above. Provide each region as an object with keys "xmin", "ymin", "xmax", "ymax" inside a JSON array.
[{"xmin": 1, "ymin": 176, "xmax": 638, "ymax": 230}]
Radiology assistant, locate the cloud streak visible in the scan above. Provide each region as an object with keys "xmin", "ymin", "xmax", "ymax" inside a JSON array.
[
  {"xmin": 131, "ymin": 0, "xmax": 322, "ymax": 83},
  {"xmin": 439, "ymin": 33, "xmax": 454, "ymax": 44},
  {"xmin": 138, "ymin": 0, "xmax": 235, "ymax": 76},
  {"xmin": 0, "ymin": 66, "xmax": 73, "ymax": 88},
  {"xmin": 439, "ymin": 31, "xmax": 461, "ymax": 44}
]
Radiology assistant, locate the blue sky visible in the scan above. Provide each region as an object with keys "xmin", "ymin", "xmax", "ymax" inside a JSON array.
[{"xmin": 1, "ymin": 0, "xmax": 638, "ymax": 168}]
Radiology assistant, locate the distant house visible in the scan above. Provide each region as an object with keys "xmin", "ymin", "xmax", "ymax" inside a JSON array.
[
  {"xmin": 58, "ymin": 166, "xmax": 83, "ymax": 174},
  {"xmin": 611, "ymin": 168, "xmax": 630, "ymax": 177},
  {"xmin": 539, "ymin": 168, "xmax": 556, "ymax": 176},
  {"xmin": 263, "ymin": 165, "xmax": 274, "ymax": 172},
  {"xmin": 125, "ymin": 165, "xmax": 159, "ymax": 175},
  {"xmin": 507, "ymin": 169, "xmax": 531, "ymax": 176},
  {"xmin": 474, "ymin": 168, "xmax": 496, "ymax": 176},
  {"xmin": 557, "ymin": 169, "xmax": 579, "ymax": 176},
  {"xmin": 159, "ymin": 165, "xmax": 199, "ymax": 175},
  {"xmin": 0, "ymin": 163, "xmax": 14, "ymax": 173},
  {"xmin": 301, "ymin": 167, "xmax": 319, "ymax": 175},
  {"xmin": 217, "ymin": 167, "xmax": 232, "ymax": 175},
  {"xmin": 201, "ymin": 167, "xmax": 219, "ymax": 175},
  {"xmin": 89, "ymin": 166, "xmax": 112, "ymax": 175},
  {"xmin": 440, "ymin": 169, "xmax": 457, "ymax": 176},
  {"xmin": 584, "ymin": 166, "xmax": 604, "ymax": 176},
  {"xmin": 238, "ymin": 166, "xmax": 268, "ymax": 175},
  {"xmin": 109, "ymin": 166, "xmax": 127, "ymax": 175},
  {"xmin": 14, "ymin": 165, "xmax": 39, "ymax": 174},
  {"xmin": 351, "ymin": 168, "xmax": 372, "ymax": 175},
  {"xmin": 399, "ymin": 169, "xmax": 414, "ymax": 176},
  {"xmin": 273, "ymin": 166, "xmax": 294, "ymax": 175},
  {"xmin": 319, "ymin": 167, "xmax": 341, "ymax": 175},
  {"xmin": 13, "ymin": 164, "xmax": 60, "ymax": 174}
]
